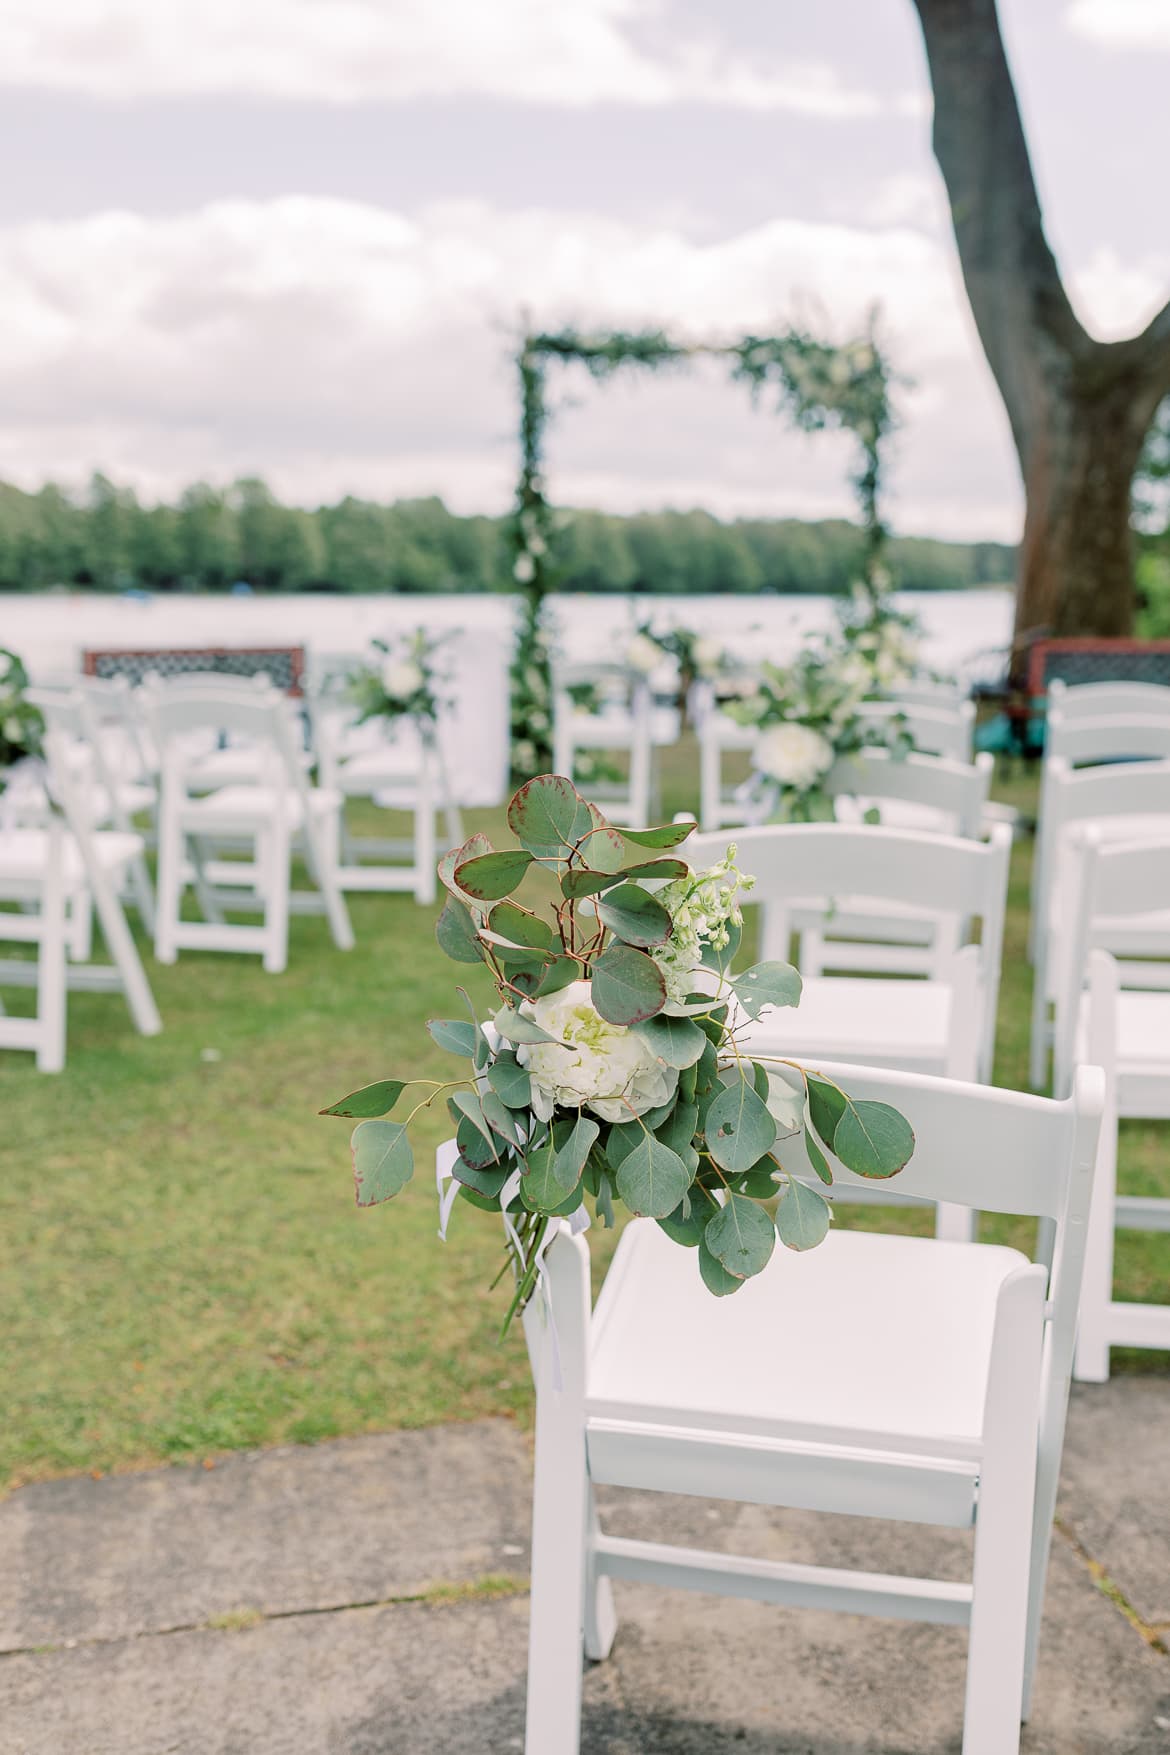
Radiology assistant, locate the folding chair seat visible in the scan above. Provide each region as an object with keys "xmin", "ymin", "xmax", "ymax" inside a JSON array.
[{"xmin": 509, "ymin": 1060, "xmax": 1104, "ymax": 1755}]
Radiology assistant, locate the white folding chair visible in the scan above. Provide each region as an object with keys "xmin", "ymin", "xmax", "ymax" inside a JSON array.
[
  {"xmin": 147, "ymin": 684, "xmax": 353, "ymax": 973},
  {"xmin": 510, "ymin": 1060, "xmax": 1104, "ymax": 1754},
  {"xmin": 1029, "ymin": 757, "xmax": 1170, "ymax": 1088},
  {"xmin": 1044, "ymin": 834, "xmax": 1170, "ymax": 1378},
  {"xmin": 310, "ymin": 698, "xmax": 460, "ymax": 907},
  {"xmin": 0, "ymin": 736, "xmax": 161, "ymax": 1072},
  {"xmin": 552, "ymin": 662, "xmax": 653, "ymax": 829},
  {"xmin": 857, "ymin": 698, "xmax": 976, "ymax": 763},
  {"xmin": 27, "ymin": 687, "xmax": 156, "ymax": 932}
]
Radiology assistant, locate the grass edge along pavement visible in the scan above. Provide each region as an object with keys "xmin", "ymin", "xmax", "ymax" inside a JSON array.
[{"xmin": 1, "ymin": 761, "xmax": 1167, "ymax": 1492}]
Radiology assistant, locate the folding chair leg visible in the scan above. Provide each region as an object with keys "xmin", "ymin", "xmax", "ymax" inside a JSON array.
[
  {"xmin": 583, "ymin": 1490, "xmax": 618, "ymax": 1662},
  {"xmin": 154, "ymin": 812, "xmax": 182, "ymax": 965},
  {"xmin": 1029, "ymin": 958, "xmax": 1049, "ymax": 1092},
  {"xmin": 962, "ymin": 1266, "xmax": 1046, "ymax": 1755},
  {"xmin": 262, "ymin": 827, "xmax": 291, "ymax": 975},
  {"xmin": 128, "ymin": 851, "xmax": 156, "ymax": 934},
  {"xmin": 85, "ymin": 855, "xmax": 162, "ymax": 1038},
  {"xmin": 189, "ymin": 837, "xmax": 226, "ymax": 925},
  {"xmin": 36, "ymin": 827, "xmax": 68, "ymax": 1073},
  {"xmin": 67, "ymin": 889, "xmax": 93, "ymax": 963},
  {"xmin": 1074, "ymin": 1098, "xmax": 1118, "ymax": 1385}
]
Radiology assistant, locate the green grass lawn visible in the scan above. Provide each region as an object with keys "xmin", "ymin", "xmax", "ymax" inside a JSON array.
[{"xmin": 1, "ymin": 751, "xmax": 1167, "ymax": 1492}]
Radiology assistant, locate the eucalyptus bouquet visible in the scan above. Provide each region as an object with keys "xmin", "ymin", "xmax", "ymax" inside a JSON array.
[
  {"xmin": 322, "ymin": 774, "xmax": 913, "ymax": 1328},
  {"xmin": 724, "ymin": 645, "xmax": 913, "ymax": 823},
  {"xmin": 348, "ymin": 630, "xmax": 442, "ymax": 728},
  {"xmin": 0, "ymin": 648, "xmax": 44, "ymax": 788}
]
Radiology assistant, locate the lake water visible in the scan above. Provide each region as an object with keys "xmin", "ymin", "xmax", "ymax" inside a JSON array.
[{"xmin": 1, "ymin": 588, "xmax": 1013, "ymax": 683}]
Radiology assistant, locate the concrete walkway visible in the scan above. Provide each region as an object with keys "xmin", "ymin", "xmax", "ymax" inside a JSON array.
[{"xmin": 2, "ymin": 1381, "xmax": 1168, "ymax": 1754}]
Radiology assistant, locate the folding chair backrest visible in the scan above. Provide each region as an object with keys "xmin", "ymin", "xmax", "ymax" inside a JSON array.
[
  {"xmin": 825, "ymin": 748, "xmax": 993, "ymax": 839},
  {"xmin": 857, "ymin": 698, "xmax": 975, "ymax": 761},
  {"xmin": 1052, "ymin": 831, "xmax": 1170, "ymax": 1090},
  {"xmin": 145, "ymin": 686, "xmax": 301, "ymax": 798},
  {"xmin": 1048, "ymin": 678, "xmax": 1170, "ymax": 721},
  {"xmin": 1038, "ymin": 757, "xmax": 1170, "ymax": 929},
  {"xmin": 1045, "ymin": 712, "xmax": 1170, "ymax": 767},
  {"xmin": 687, "ymin": 820, "xmax": 1009, "ymax": 928}
]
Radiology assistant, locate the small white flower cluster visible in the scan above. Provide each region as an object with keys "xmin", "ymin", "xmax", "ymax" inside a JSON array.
[
  {"xmin": 753, "ymin": 721, "xmax": 835, "ymax": 789},
  {"xmin": 652, "ymin": 847, "xmax": 755, "ymax": 1008},
  {"xmin": 626, "ymin": 632, "xmax": 664, "ymax": 676}
]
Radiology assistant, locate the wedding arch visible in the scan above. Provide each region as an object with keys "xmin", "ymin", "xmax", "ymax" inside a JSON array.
[{"xmin": 506, "ymin": 323, "xmax": 896, "ymax": 777}]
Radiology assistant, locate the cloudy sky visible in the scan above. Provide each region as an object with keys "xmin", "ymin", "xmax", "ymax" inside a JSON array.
[{"xmin": 2, "ymin": 0, "xmax": 1168, "ymax": 539}]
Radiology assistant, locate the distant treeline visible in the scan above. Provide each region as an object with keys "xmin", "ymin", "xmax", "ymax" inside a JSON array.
[{"xmin": 0, "ymin": 474, "xmax": 1014, "ymax": 597}]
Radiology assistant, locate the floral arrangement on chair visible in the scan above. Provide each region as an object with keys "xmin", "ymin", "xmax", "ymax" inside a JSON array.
[
  {"xmin": 0, "ymin": 648, "xmax": 44, "ymax": 789},
  {"xmin": 724, "ymin": 644, "xmax": 913, "ymax": 823},
  {"xmin": 322, "ymin": 774, "xmax": 913, "ymax": 1326},
  {"xmin": 348, "ymin": 630, "xmax": 443, "ymax": 728},
  {"xmin": 836, "ymin": 571, "xmax": 928, "ymax": 693},
  {"xmin": 625, "ymin": 621, "xmax": 738, "ymax": 725}
]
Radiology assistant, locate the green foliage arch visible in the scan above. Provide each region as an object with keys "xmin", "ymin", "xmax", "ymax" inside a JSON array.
[{"xmin": 507, "ymin": 323, "xmax": 895, "ymax": 778}]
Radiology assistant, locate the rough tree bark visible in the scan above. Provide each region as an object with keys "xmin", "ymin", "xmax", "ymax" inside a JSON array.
[{"xmin": 911, "ymin": 0, "xmax": 1170, "ymax": 648}]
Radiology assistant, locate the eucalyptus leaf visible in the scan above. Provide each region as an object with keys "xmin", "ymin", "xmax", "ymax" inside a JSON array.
[
  {"xmin": 351, "ymin": 1120, "xmax": 414, "ymax": 1207},
  {"xmin": 704, "ymin": 1193, "xmax": 776, "ymax": 1280},
  {"xmin": 605, "ymin": 1122, "xmax": 641, "ymax": 1170},
  {"xmin": 452, "ymin": 1158, "xmax": 509, "ymax": 1198},
  {"xmin": 494, "ymin": 1008, "xmax": 567, "ymax": 1047},
  {"xmin": 765, "ymin": 1071, "xmax": 806, "ymax": 1137},
  {"xmin": 453, "ymin": 849, "xmax": 534, "ymax": 901},
  {"xmin": 704, "ymin": 1077, "xmax": 777, "ymax": 1173},
  {"xmin": 592, "ymin": 943, "xmax": 667, "ymax": 1026},
  {"xmin": 488, "ymin": 1055, "xmax": 532, "ymax": 1109},
  {"xmin": 657, "ymin": 1182, "xmax": 718, "ymax": 1247},
  {"xmin": 620, "ymin": 821, "xmax": 696, "ymax": 851},
  {"xmin": 732, "ymin": 960, "xmax": 803, "ymax": 1021},
  {"xmin": 832, "ymin": 1099, "xmax": 915, "ymax": 1180},
  {"xmin": 427, "ymin": 1019, "xmax": 479, "ymax": 1059},
  {"xmin": 776, "ymin": 1177, "xmax": 833, "ymax": 1249},
  {"xmin": 480, "ymin": 1090, "xmax": 522, "ymax": 1148},
  {"xmin": 455, "ymin": 1112, "xmax": 501, "ymax": 1170},
  {"xmin": 438, "ymin": 832, "xmax": 492, "ymax": 902},
  {"xmin": 806, "ymin": 1074, "xmax": 847, "ymax": 1151},
  {"xmin": 632, "ymin": 1013, "xmax": 707, "ymax": 1069},
  {"xmin": 615, "ymin": 1133, "xmax": 693, "ymax": 1218},
  {"xmin": 804, "ymin": 1125, "xmax": 834, "ymax": 1186},
  {"xmin": 595, "ymin": 1173, "xmax": 616, "ymax": 1228},
  {"xmin": 698, "ymin": 1237, "xmax": 745, "ymax": 1296},
  {"xmin": 595, "ymin": 884, "xmax": 673, "ymax": 948},
  {"xmin": 552, "ymin": 1113, "xmax": 600, "ymax": 1191},
  {"xmin": 530, "ymin": 954, "xmax": 582, "ymax": 998},
  {"xmin": 450, "ymin": 1091, "xmax": 500, "ymax": 1159},
  {"xmin": 487, "ymin": 901, "xmax": 552, "ymax": 949},
  {"xmin": 435, "ymin": 897, "xmax": 483, "ymax": 964},
  {"xmin": 320, "ymin": 1078, "xmax": 404, "ymax": 1119}
]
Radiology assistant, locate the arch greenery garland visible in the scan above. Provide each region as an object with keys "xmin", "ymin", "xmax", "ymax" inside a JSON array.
[{"xmin": 507, "ymin": 324, "xmax": 895, "ymax": 780}]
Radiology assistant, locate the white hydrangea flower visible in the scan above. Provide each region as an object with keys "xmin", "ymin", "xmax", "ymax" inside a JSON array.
[
  {"xmin": 626, "ymin": 633, "xmax": 663, "ymax": 675},
  {"xmin": 510, "ymin": 982, "xmax": 677, "ymax": 1123},
  {"xmin": 754, "ymin": 722, "xmax": 835, "ymax": 788},
  {"xmin": 514, "ymin": 553, "xmax": 536, "ymax": 583},
  {"xmin": 381, "ymin": 658, "xmax": 424, "ymax": 700}
]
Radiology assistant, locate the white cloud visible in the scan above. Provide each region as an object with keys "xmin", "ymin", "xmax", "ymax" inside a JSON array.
[
  {"xmin": 0, "ymin": 0, "xmax": 891, "ymax": 112},
  {"xmin": 0, "ymin": 194, "xmax": 1020, "ymax": 537},
  {"xmin": 1067, "ymin": 0, "xmax": 1170, "ymax": 50},
  {"xmin": 1069, "ymin": 248, "xmax": 1170, "ymax": 338}
]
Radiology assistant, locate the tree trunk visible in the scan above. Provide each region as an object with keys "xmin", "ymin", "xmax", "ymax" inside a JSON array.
[
  {"xmin": 910, "ymin": 0, "xmax": 1170, "ymax": 651},
  {"xmin": 1016, "ymin": 382, "xmax": 1151, "ymax": 641}
]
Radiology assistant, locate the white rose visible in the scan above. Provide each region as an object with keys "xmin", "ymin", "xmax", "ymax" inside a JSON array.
[
  {"xmin": 692, "ymin": 636, "xmax": 724, "ymax": 676},
  {"xmin": 626, "ymin": 633, "xmax": 663, "ymax": 675},
  {"xmin": 754, "ymin": 722, "xmax": 835, "ymax": 788},
  {"xmin": 381, "ymin": 658, "xmax": 424, "ymax": 699},
  {"xmin": 509, "ymin": 980, "xmax": 678, "ymax": 1124},
  {"xmin": 513, "ymin": 553, "xmax": 536, "ymax": 583}
]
